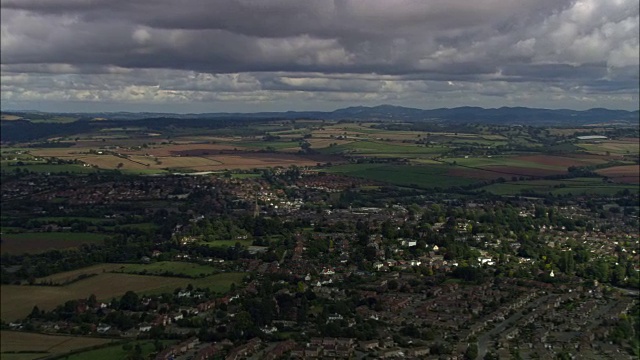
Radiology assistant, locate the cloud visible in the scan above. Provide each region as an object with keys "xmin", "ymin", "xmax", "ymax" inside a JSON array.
[{"xmin": 1, "ymin": 0, "xmax": 638, "ymax": 111}]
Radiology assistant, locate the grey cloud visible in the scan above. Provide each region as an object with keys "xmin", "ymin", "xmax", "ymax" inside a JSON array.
[{"xmin": 1, "ymin": 0, "xmax": 638, "ymax": 111}]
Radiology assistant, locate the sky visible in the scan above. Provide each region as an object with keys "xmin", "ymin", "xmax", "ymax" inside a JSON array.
[{"xmin": 1, "ymin": 0, "xmax": 639, "ymax": 113}]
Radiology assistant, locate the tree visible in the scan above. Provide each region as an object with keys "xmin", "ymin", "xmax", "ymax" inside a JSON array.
[
  {"xmin": 387, "ymin": 280, "xmax": 399, "ymax": 290},
  {"xmin": 464, "ymin": 343, "xmax": 478, "ymax": 360},
  {"xmin": 29, "ymin": 306, "xmax": 41, "ymax": 319},
  {"xmin": 119, "ymin": 291, "xmax": 139, "ymax": 311}
]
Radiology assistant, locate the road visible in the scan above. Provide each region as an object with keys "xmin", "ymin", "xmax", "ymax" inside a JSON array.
[{"xmin": 476, "ymin": 294, "xmax": 553, "ymax": 359}]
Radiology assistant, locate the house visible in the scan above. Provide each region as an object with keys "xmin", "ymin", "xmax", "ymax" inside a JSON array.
[
  {"xmin": 359, "ymin": 340, "xmax": 379, "ymax": 350},
  {"xmin": 321, "ymin": 267, "xmax": 335, "ymax": 275},
  {"xmin": 380, "ymin": 348, "xmax": 403, "ymax": 358},
  {"xmin": 177, "ymin": 290, "xmax": 191, "ymax": 298},
  {"xmin": 96, "ymin": 324, "xmax": 111, "ymax": 333},
  {"xmin": 407, "ymin": 347, "xmax": 430, "ymax": 356}
]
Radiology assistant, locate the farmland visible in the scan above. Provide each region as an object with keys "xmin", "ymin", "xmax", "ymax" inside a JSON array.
[
  {"xmin": 576, "ymin": 138, "xmax": 639, "ymax": 155},
  {"xmin": 1, "ymin": 272, "xmax": 246, "ymax": 321},
  {"xmin": 35, "ymin": 263, "xmax": 126, "ymax": 285},
  {"xmin": 477, "ymin": 177, "xmax": 639, "ymax": 196},
  {"xmin": 112, "ymin": 261, "xmax": 219, "ymax": 278},
  {"xmin": 3, "ymin": 118, "xmax": 636, "ymax": 186},
  {"xmin": 65, "ymin": 340, "xmax": 175, "ymax": 360},
  {"xmin": 597, "ymin": 165, "xmax": 640, "ymax": 183},
  {"xmin": 0, "ymin": 331, "xmax": 113, "ymax": 360},
  {"xmin": 24, "ymin": 146, "xmax": 341, "ymax": 172},
  {"xmin": 0, "ymin": 111, "xmax": 639, "ymax": 359},
  {"xmin": 199, "ymin": 239, "xmax": 253, "ymax": 248},
  {"xmin": 0, "ymin": 232, "xmax": 108, "ymax": 255},
  {"xmin": 321, "ymin": 140, "xmax": 447, "ymax": 158},
  {"xmin": 324, "ymin": 163, "xmax": 476, "ymax": 188}
]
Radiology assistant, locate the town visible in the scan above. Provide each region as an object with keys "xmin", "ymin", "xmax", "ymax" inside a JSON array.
[{"xmin": 1, "ymin": 163, "xmax": 638, "ymax": 359}]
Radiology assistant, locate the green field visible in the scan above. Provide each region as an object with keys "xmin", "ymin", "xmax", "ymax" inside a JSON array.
[
  {"xmin": 200, "ymin": 239, "xmax": 253, "ymax": 248},
  {"xmin": 231, "ymin": 173, "xmax": 262, "ymax": 179},
  {"xmin": 1, "ymin": 272, "xmax": 245, "ymax": 321},
  {"xmin": 32, "ymin": 217, "xmax": 113, "ymax": 224},
  {"xmin": 0, "ymin": 331, "xmax": 113, "ymax": 360},
  {"xmin": 443, "ymin": 156, "xmax": 565, "ymax": 171},
  {"xmin": 324, "ymin": 163, "xmax": 476, "ymax": 188},
  {"xmin": 477, "ymin": 177, "xmax": 639, "ymax": 196},
  {"xmin": 65, "ymin": 340, "xmax": 174, "ymax": 360},
  {"xmin": 577, "ymin": 139, "xmax": 639, "ymax": 155},
  {"xmin": 0, "ymin": 232, "xmax": 108, "ymax": 255},
  {"xmin": 120, "ymin": 168, "xmax": 168, "ymax": 175},
  {"xmin": 322, "ymin": 141, "xmax": 447, "ymax": 157},
  {"xmin": 0, "ymin": 164, "xmax": 98, "ymax": 174},
  {"xmin": 113, "ymin": 261, "xmax": 219, "ymax": 278},
  {"xmin": 229, "ymin": 140, "xmax": 300, "ymax": 150},
  {"xmin": 29, "ymin": 116, "xmax": 80, "ymax": 124},
  {"xmin": 102, "ymin": 223, "xmax": 157, "ymax": 231}
]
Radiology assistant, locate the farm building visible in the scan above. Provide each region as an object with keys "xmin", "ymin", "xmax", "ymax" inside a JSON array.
[{"xmin": 576, "ymin": 135, "xmax": 608, "ymax": 140}]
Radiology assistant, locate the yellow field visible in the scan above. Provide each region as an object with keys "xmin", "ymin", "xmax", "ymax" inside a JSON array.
[
  {"xmin": 0, "ymin": 115, "xmax": 22, "ymax": 121},
  {"xmin": 306, "ymin": 138, "xmax": 354, "ymax": 148},
  {"xmin": 1, "ymin": 272, "xmax": 245, "ymax": 321},
  {"xmin": 2, "ymin": 273, "xmax": 188, "ymax": 321},
  {"xmin": 25, "ymin": 142, "xmax": 340, "ymax": 171},
  {"xmin": 35, "ymin": 264, "xmax": 125, "ymax": 285},
  {"xmin": 0, "ymin": 331, "xmax": 112, "ymax": 359},
  {"xmin": 578, "ymin": 138, "xmax": 639, "ymax": 155}
]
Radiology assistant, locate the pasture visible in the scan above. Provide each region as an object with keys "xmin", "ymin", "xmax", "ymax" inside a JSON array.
[
  {"xmin": 0, "ymin": 163, "xmax": 97, "ymax": 174},
  {"xmin": 28, "ymin": 146, "xmax": 340, "ymax": 172},
  {"xmin": 36, "ymin": 264, "xmax": 125, "ymax": 285},
  {"xmin": 477, "ymin": 177, "xmax": 639, "ymax": 196},
  {"xmin": 321, "ymin": 140, "xmax": 446, "ymax": 156},
  {"xmin": 577, "ymin": 138, "xmax": 639, "ymax": 155},
  {"xmin": 65, "ymin": 340, "xmax": 174, "ymax": 360},
  {"xmin": 596, "ymin": 165, "xmax": 640, "ymax": 183},
  {"xmin": 200, "ymin": 239, "xmax": 253, "ymax": 248},
  {"xmin": 324, "ymin": 164, "xmax": 476, "ymax": 188},
  {"xmin": 1, "ymin": 272, "xmax": 246, "ymax": 321},
  {"xmin": 0, "ymin": 232, "xmax": 108, "ymax": 255},
  {"xmin": 438, "ymin": 154, "xmax": 609, "ymax": 178},
  {"xmin": 0, "ymin": 331, "xmax": 112, "ymax": 360},
  {"xmin": 113, "ymin": 261, "xmax": 219, "ymax": 278}
]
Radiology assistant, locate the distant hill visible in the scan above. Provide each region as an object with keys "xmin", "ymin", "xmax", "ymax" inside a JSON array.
[{"xmin": 1, "ymin": 105, "xmax": 638, "ymax": 142}]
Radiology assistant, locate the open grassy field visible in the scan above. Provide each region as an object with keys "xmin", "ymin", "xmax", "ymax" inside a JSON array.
[
  {"xmin": 229, "ymin": 140, "xmax": 301, "ymax": 151},
  {"xmin": 0, "ymin": 232, "xmax": 108, "ymax": 255},
  {"xmin": 28, "ymin": 146, "xmax": 341, "ymax": 171},
  {"xmin": 439, "ymin": 154, "xmax": 616, "ymax": 179},
  {"xmin": 477, "ymin": 177, "xmax": 639, "ymax": 196},
  {"xmin": 577, "ymin": 138, "xmax": 639, "ymax": 155},
  {"xmin": 113, "ymin": 261, "xmax": 219, "ymax": 278},
  {"xmin": 0, "ymin": 114, "xmax": 23, "ymax": 121},
  {"xmin": 0, "ymin": 331, "xmax": 113, "ymax": 360},
  {"xmin": 321, "ymin": 140, "xmax": 447, "ymax": 158},
  {"xmin": 0, "ymin": 163, "xmax": 98, "ymax": 174},
  {"xmin": 1, "ymin": 272, "xmax": 246, "ymax": 321},
  {"xmin": 30, "ymin": 217, "xmax": 113, "ymax": 224},
  {"xmin": 596, "ymin": 165, "xmax": 640, "ymax": 183},
  {"xmin": 65, "ymin": 340, "xmax": 174, "ymax": 360},
  {"xmin": 444, "ymin": 156, "xmax": 567, "ymax": 171},
  {"xmin": 324, "ymin": 164, "xmax": 476, "ymax": 188},
  {"xmin": 200, "ymin": 239, "xmax": 253, "ymax": 248},
  {"xmin": 35, "ymin": 264, "xmax": 125, "ymax": 285},
  {"xmin": 231, "ymin": 173, "xmax": 262, "ymax": 179},
  {"xmin": 101, "ymin": 223, "xmax": 157, "ymax": 231}
]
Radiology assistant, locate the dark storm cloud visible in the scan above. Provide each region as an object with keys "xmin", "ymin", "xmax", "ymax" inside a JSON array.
[{"xmin": 1, "ymin": 0, "xmax": 638, "ymax": 111}]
